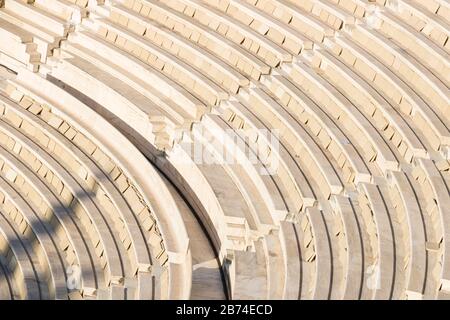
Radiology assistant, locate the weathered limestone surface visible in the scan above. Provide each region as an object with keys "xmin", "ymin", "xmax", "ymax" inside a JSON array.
[{"xmin": 0, "ymin": 0, "xmax": 448, "ymax": 300}]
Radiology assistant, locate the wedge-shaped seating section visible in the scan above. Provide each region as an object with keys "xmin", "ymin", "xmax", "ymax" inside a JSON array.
[
  {"xmin": 0, "ymin": 72, "xmax": 194, "ymax": 299},
  {"xmin": 0, "ymin": 0, "xmax": 448, "ymax": 301}
]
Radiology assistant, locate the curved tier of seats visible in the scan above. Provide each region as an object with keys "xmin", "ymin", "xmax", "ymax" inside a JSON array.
[
  {"xmin": 0, "ymin": 0, "xmax": 448, "ymax": 300},
  {"xmin": 0, "ymin": 65, "xmax": 197, "ymax": 299}
]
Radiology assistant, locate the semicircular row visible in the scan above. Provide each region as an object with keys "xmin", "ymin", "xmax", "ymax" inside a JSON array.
[{"xmin": 0, "ymin": 0, "xmax": 449, "ymax": 299}]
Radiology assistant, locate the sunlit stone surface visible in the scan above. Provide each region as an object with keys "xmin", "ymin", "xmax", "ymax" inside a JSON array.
[{"xmin": 0, "ymin": 0, "xmax": 448, "ymax": 300}]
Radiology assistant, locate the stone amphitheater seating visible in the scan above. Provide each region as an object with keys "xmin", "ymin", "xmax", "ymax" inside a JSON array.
[{"xmin": 0, "ymin": 0, "xmax": 448, "ymax": 300}]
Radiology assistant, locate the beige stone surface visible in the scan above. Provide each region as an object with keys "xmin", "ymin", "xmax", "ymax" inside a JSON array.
[{"xmin": 0, "ymin": 0, "xmax": 448, "ymax": 300}]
